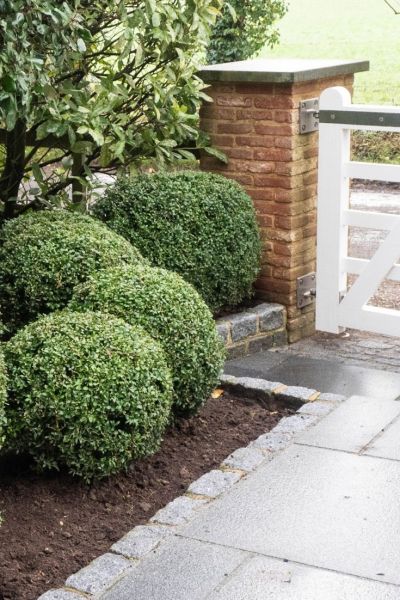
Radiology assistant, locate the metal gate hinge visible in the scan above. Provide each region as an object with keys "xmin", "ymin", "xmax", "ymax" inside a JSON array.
[
  {"xmin": 297, "ymin": 272, "xmax": 316, "ymax": 308},
  {"xmin": 299, "ymin": 98, "xmax": 319, "ymax": 134}
]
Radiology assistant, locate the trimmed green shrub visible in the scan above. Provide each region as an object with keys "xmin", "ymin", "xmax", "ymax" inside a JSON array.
[
  {"xmin": 92, "ymin": 172, "xmax": 261, "ymax": 312},
  {"xmin": 0, "ymin": 349, "xmax": 7, "ymax": 450},
  {"xmin": 207, "ymin": 0, "xmax": 287, "ymax": 64},
  {"xmin": 70, "ymin": 263, "xmax": 225, "ymax": 416},
  {"xmin": 0, "ymin": 210, "xmax": 144, "ymax": 334},
  {"xmin": 4, "ymin": 311, "xmax": 173, "ymax": 480}
]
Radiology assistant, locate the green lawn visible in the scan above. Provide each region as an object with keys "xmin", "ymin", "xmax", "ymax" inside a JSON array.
[{"xmin": 260, "ymin": 0, "xmax": 400, "ymax": 105}]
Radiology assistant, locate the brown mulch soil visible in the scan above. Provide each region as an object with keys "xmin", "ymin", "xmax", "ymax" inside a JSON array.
[{"xmin": 0, "ymin": 392, "xmax": 292, "ymax": 600}]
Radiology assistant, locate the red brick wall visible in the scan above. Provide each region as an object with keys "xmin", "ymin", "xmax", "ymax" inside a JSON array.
[{"xmin": 200, "ymin": 75, "xmax": 354, "ymax": 342}]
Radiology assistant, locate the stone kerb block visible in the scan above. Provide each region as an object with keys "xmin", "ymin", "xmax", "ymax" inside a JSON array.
[{"xmin": 215, "ymin": 302, "xmax": 287, "ymax": 359}]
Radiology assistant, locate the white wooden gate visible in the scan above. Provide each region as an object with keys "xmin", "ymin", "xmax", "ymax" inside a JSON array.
[{"xmin": 316, "ymin": 86, "xmax": 400, "ymax": 337}]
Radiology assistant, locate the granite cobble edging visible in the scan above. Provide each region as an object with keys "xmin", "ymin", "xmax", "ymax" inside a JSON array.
[
  {"xmin": 216, "ymin": 303, "xmax": 287, "ymax": 359},
  {"xmin": 38, "ymin": 378, "xmax": 346, "ymax": 600},
  {"xmin": 219, "ymin": 372, "xmax": 322, "ymax": 409}
]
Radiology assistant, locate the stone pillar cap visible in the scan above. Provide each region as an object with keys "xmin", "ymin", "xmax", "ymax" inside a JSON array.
[{"xmin": 199, "ymin": 58, "xmax": 369, "ymax": 83}]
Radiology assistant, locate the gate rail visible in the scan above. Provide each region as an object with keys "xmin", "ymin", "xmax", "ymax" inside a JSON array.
[{"xmin": 316, "ymin": 86, "xmax": 400, "ymax": 337}]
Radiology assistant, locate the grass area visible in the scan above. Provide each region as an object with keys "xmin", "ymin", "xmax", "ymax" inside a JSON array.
[{"xmin": 261, "ymin": 0, "xmax": 400, "ymax": 105}]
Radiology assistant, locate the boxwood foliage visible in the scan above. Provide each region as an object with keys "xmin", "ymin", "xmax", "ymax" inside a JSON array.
[
  {"xmin": 0, "ymin": 349, "xmax": 7, "ymax": 450},
  {"xmin": 0, "ymin": 210, "xmax": 144, "ymax": 334},
  {"xmin": 4, "ymin": 311, "xmax": 173, "ymax": 481},
  {"xmin": 92, "ymin": 172, "xmax": 261, "ymax": 312},
  {"xmin": 70, "ymin": 263, "xmax": 225, "ymax": 416}
]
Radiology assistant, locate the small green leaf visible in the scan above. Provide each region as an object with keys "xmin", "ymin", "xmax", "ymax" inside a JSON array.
[{"xmin": 204, "ymin": 146, "xmax": 228, "ymax": 163}]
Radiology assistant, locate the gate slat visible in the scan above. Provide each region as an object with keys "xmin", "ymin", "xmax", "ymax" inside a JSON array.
[
  {"xmin": 339, "ymin": 221, "xmax": 400, "ymax": 317},
  {"xmin": 345, "ymin": 161, "xmax": 400, "ymax": 183},
  {"xmin": 316, "ymin": 87, "xmax": 351, "ymax": 334},
  {"xmin": 343, "ymin": 209, "xmax": 400, "ymax": 230},
  {"xmin": 338, "ymin": 306, "xmax": 400, "ymax": 337},
  {"xmin": 344, "ymin": 257, "xmax": 400, "ymax": 282}
]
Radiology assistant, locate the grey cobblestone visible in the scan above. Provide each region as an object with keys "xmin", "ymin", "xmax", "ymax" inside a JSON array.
[
  {"xmin": 272, "ymin": 414, "xmax": 319, "ymax": 435},
  {"xmin": 65, "ymin": 553, "xmax": 132, "ymax": 595},
  {"xmin": 248, "ymin": 303, "xmax": 285, "ymax": 332},
  {"xmin": 250, "ymin": 431, "xmax": 294, "ymax": 452},
  {"xmin": 226, "ymin": 343, "xmax": 247, "ymax": 360},
  {"xmin": 150, "ymin": 495, "xmax": 208, "ymax": 526},
  {"xmin": 230, "ymin": 313, "xmax": 258, "ymax": 342},
  {"xmin": 273, "ymin": 329, "xmax": 288, "ymax": 346},
  {"xmin": 111, "ymin": 525, "xmax": 172, "ymax": 559},
  {"xmin": 297, "ymin": 400, "xmax": 337, "ymax": 417},
  {"xmin": 248, "ymin": 335, "xmax": 274, "ymax": 353},
  {"xmin": 276, "ymin": 385, "xmax": 318, "ymax": 402},
  {"xmin": 272, "ymin": 329, "xmax": 400, "ymax": 373},
  {"xmin": 357, "ymin": 340, "xmax": 395, "ymax": 350},
  {"xmin": 215, "ymin": 303, "xmax": 287, "ymax": 354},
  {"xmin": 319, "ymin": 392, "xmax": 347, "ymax": 403},
  {"xmin": 37, "ymin": 591, "xmax": 85, "ymax": 600},
  {"xmin": 188, "ymin": 469, "xmax": 242, "ymax": 498},
  {"xmin": 216, "ymin": 322, "xmax": 229, "ymax": 344},
  {"xmin": 220, "ymin": 374, "xmax": 282, "ymax": 400},
  {"xmin": 220, "ymin": 373, "xmax": 239, "ymax": 386},
  {"xmin": 222, "ymin": 446, "xmax": 267, "ymax": 471}
]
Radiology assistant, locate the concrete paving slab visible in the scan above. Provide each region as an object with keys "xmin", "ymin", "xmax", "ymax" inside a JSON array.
[
  {"xmin": 296, "ymin": 395, "xmax": 400, "ymax": 453},
  {"xmin": 182, "ymin": 445, "xmax": 400, "ymax": 585},
  {"xmin": 364, "ymin": 415, "xmax": 400, "ymax": 461},
  {"xmin": 225, "ymin": 354, "xmax": 400, "ymax": 400},
  {"xmin": 226, "ymin": 351, "xmax": 286, "ymax": 376},
  {"xmin": 99, "ymin": 536, "xmax": 248, "ymax": 600},
  {"xmin": 210, "ymin": 555, "xmax": 400, "ymax": 600}
]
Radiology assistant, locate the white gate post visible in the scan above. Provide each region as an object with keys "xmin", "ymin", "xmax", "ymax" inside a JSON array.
[{"xmin": 316, "ymin": 87, "xmax": 352, "ymax": 333}]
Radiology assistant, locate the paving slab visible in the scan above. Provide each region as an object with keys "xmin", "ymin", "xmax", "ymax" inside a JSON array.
[
  {"xmin": 65, "ymin": 553, "xmax": 132, "ymax": 595},
  {"xmin": 209, "ymin": 555, "xmax": 400, "ymax": 600},
  {"xmin": 226, "ymin": 350, "xmax": 286, "ymax": 375},
  {"xmin": 100, "ymin": 536, "xmax": 248, "ymax": 600},
  {"xmin": 225, "ymin": 353, "xmax": 400, "ymax": 400},
  {"xmin": 182, "ymin": 444, "xmax": 400, "ymax": 585},
  {"xmin": 363, "ymin": 414, "xmax": 400, "ymax": 461},
  {"xmin": 296, "ymin": 395, "xmax": 400, "ymax": 452},
  {"xmin": 110, "ymin": 525, "xmax": 172, "ymax": 559}
]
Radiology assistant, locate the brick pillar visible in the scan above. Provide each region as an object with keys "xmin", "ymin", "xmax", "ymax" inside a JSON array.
[{"xmin": 199, "ymin": 59, "xmax": 369, "ymax": 342}]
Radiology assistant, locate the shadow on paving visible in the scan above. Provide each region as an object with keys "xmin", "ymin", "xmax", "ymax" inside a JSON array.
[{"xmin": 225, "ymin": 352, "xmax": 400, "ymax": 401}]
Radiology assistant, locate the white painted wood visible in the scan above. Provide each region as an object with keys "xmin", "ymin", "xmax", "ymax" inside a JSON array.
[
  {"xmin": 316, "ymin": 86, "xmax": 400, "ymax": 337},
  {"xmin": 327, "ymin": 124, "xmax": 400, "ymax": 133},
  {"xmin": 345, "ymin": 102, "xmax": 400, "ymax": 113},
  {"xmin": 345, "ymin": 161, "xmax": 400, "ymax": 183},
  {"xmin": 343, "ymin": 209, "xmax": 400, "ymax": 230},
  {"xmin": 338, "ymin": 306, "xmax": 400, "ymax": 337},
  {"xmin": 344, "ymin": 257, "xmax": 400, "ymax": 282},
  {"xmin": 339, "ymin": 221, "xmax": 400, "ymax": 314},
  {"xmin": 316, "ymin": 87, "xmax": 351, "ymax": 333}
]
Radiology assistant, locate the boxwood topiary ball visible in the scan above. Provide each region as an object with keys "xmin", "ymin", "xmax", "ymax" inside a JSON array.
[
  {"xmin": 0, "ymin": 349, "xmax": 7, "ymax": 450},
  {"xmin": 4, "ymin": 311, "xmax": 173, "ymax": 481},
  {"xmin": 92, "ymin": 171, "xmax": 261, "ymax": 312},
  {"xmin": 70, "ymin": 263, "xmax": 225, "ymax": 416},
  {"xmin": 0, "ymin": 210, "xmax": 144, "ymax": 334}
]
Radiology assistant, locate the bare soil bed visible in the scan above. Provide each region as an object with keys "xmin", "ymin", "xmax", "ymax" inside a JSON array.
[{"xmin": 0, "ymin": 392, "xmax": 292, "ymax": 600}]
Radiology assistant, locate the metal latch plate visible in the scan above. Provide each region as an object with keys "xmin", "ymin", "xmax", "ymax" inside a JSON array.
[
  {"xmin": 299, "ymin": 98, "xmax": 319, "ymax": 134},
  {"xmin": 297, "ymin": 272, "xmax": 316, "ymax": 308}
]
